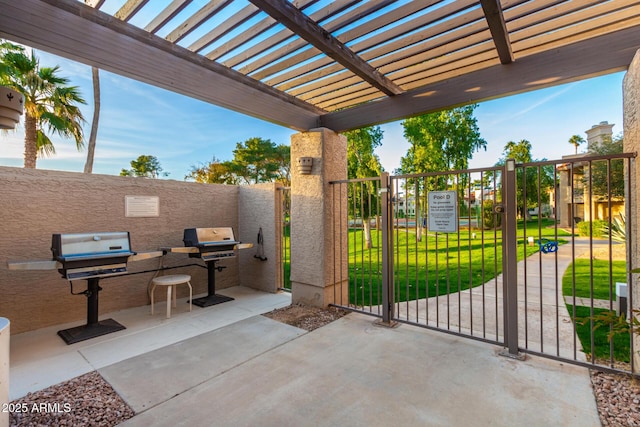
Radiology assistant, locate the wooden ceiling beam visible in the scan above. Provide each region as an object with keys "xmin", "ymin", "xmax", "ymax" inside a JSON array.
[
  {"xmin": 247, "ymin": 0, "xmax": 403, "ymax": 97},
  {"xmin": 144, "ymin": 0, "xmax": 193, "ymax": 34},
  {"xmin": 480, "ymin": 0, "xmax": 514, "ymax": 64},
  {"xmin": 0, "ymin": 0, "xmax": 323, "ymax": 130},
  {"xmin": 114, "ymin": 0, "xmax": 149, "ymax": 22},
  {"xmin": 321, "ymin": 25, "xmax": 640, "ymax": 132}
]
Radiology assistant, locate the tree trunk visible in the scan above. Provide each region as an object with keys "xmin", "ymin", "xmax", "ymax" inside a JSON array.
[
  {"xmin": 363, "ymin": 219, "xmax": 372, "ymax": 249},
  {"xmin": 415, "ymin": 198, "xmax": 423, "ymax": 242},
  {"xmin": 23, "ymin": 113, "xmax": 37, "ymax": 168},
  {"xmin": 84, "ymin": 67, "xmax": 100, "ymax": 173}
]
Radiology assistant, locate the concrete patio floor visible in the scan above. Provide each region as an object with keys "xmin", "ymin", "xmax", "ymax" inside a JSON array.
[
  {"xmin": 10, "ymin": 286, "xmax": 600, "ymax": 426},
  {"xmin": 9, "ymin": 286, "xmax": 292, "ymax": 400}
]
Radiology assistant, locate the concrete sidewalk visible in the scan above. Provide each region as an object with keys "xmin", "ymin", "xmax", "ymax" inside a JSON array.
[
  {"xmin": 392, "ymin": 237, "xmax": 612, "ymax": 360},
  {"xmin": 114, "ymin": 312, "xmax": 600, "ymax": 427}
]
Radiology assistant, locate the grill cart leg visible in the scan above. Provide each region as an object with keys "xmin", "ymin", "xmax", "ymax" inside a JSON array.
[
  {"xmin": 191, "ymin": 261, "xmax": 234, "ymax": 307},
  {"xmin": 57, "ymin": 278, "xmax": 126, "ymax": 345}
]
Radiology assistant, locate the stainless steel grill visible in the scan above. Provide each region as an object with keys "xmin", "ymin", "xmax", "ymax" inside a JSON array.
[
  {"xmin": 51, "ymin": 231, "xmax": 135, "ymax": 280},
  {"xmin": 181, "ymin": 227, "xmax": 241, "ymax": 307},
  {"xmin": 49, "ymin": 231, "xmax": 136, "ymax": 344},
  {"xmin": 182, "ymin": 227, "xmax": 239, "ymax": 262}
]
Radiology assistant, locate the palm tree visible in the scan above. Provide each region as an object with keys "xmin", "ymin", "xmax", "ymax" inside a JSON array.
[
  {"xmin": 84, "ymin": 66, "xmax": 100, "ymax": 173},
  {"xmin": 0, "ymin": 41, "xmax": 86, "ymax": 168},
  {"xmin": 568, "ymin": 134, "xmax": 585, "ymax": 155}
]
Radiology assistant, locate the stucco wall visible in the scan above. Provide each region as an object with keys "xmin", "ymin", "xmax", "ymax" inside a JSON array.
[
  {"xmin": 289, "ymin": 128, "xmax": 348, "ymax": 307},
  {"xmin": 623, "ymin": 49, "xmax": 640, "ymax": 369},
  {"xmin": 237, "ymin": 183, "xmax": 282, "ymax": 293},
  {"xmin": 0, "ymin": 167, "xmax": 240, "ymax": 334}
]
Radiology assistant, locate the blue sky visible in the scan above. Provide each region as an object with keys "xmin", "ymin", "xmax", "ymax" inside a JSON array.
[{"xmin": 0, "ymin": 49, "xmax": 625, "ymax": 178}]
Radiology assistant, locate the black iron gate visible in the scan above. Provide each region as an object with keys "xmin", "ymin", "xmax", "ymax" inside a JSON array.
[{"xmin": 330, "ymin": 153, "xmax": 636, "ymax": 374}]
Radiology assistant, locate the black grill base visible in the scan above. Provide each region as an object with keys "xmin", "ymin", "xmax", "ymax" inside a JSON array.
[
  {"xmin": 57, "ymin": 318, "xmax": 126, "ymax": 345},
  {"xmin": 191, "ymin": 294, "xmax": 234, "ymax": 307}
]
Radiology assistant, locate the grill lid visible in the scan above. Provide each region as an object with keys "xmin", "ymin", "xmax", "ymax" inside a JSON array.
[
  {"xmin": 52, "ymin": 232, "xmax": 134, "ymax": 260},
  {"xmin": 51, "ymin": 232, "xmax": 135, "ymax": 280},
  {"xmin": 183, "ymin": 227, "xmax": 239, "ymax": 248}
]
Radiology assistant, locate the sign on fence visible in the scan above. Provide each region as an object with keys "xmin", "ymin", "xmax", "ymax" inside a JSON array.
[{"xmin": 428, "ymin": 191, "xmax": 458, "ymax": 233}]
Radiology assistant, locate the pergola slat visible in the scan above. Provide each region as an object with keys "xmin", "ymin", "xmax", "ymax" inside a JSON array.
[
  {"xmin": 261, "ymin": 0, "xmax": 481, "ymax": 86},
  {"xmin": 286, "ymin": 0, "xmax": 607, "ymax": 100},
  {"xmin": 144, "ymin": 0, "xmax": 193, "ymax": 34},
  {"xmin": 0, "ymin": 0, "xmax": 323, "ymax": 130},
  {"xmin": 0, "ymin": 0, "xmax": 637, "ymax": 132},
  {"xmin": 165, "ymin": 0, "xmax": 233, "ymax": 44},
  {"xmin": 188, "ymin": 3, "xmax": 261, "ymax": 53},
  {"xmin": 321, "ymin": 24, "xmax": 640, "ymax": 131},
  {"xmin": 247, "ymin": 0, "xmax": 430, "ymax": 80},
  {"xmin": 220, "ymin": 0, "xmax": 357, "ymax": 68},
  {"xmin": 115, "ymin": 0, "xmax": 150, "ymax": 22},
  {"xmin": 247, "ymin": 0, "xmax": 403, "ymax": 97}
]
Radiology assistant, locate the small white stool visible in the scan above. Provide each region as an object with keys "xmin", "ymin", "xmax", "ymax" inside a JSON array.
[{"xmin": 150, "ymin": 274, "xmax": 192, "ymax": 318}]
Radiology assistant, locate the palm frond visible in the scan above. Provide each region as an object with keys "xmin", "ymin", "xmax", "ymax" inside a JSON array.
[{"xmin": 36, "ymin": 130, "xmax": 55, "ymax": 158}]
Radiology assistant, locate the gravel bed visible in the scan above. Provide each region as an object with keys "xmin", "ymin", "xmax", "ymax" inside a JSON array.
[
  {"xmin": 592, "ymin": 370, "xmax": 640, "ymax": 426},
  {"xmin": 262, "ymin": 303, "xmax": 348, "ymax": 331},
  {"xmin": 9, "ymin": 371, "xmax": 133, "ymax": 427}
]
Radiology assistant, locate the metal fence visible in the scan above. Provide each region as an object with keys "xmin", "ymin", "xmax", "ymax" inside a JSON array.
[
  {"xmin": 278, "ymin": 186, "xmax": 291, "ymax": 292},
  {"xmin": 329, "ymin": 153, "xmax": 637, "ymax": 374}
]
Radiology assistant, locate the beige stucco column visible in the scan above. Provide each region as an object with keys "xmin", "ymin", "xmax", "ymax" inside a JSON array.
[
  {"xmin": 623, "ymin": 48, "xmax": 640, "ymax": 370},
  {"xmin": 290, "ymin": 128, "xmax": 348, "ymax": 307}
]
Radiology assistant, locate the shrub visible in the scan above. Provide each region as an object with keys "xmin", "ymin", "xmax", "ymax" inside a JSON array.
[
  {"xmin": 603, "ymin": 213, "xmax": 626, "ymax": 243},
  {"xmin": 482, "ymin": 200, "xmax": 501, "ymax": 229},
  {"xmin": 577, "ymin": 220, "xmax": 606, "ymax": 238}
]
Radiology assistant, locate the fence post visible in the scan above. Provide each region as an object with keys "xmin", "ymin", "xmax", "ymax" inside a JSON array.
[
  {"xmin": 501, "ymin": 159, "xmax": 522, "ymax": 358},
  {"xmin": 378, "ymin": 172, "xmax": 396, "ymax": 326}
]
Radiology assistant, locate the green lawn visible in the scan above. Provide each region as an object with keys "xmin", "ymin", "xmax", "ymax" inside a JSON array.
[
  {"xmin": 563, "ymin": 259, "xmax": 630, "ymax": 362},
  {"xmin": 562, "ymin": 259, "xmax": 627, "ymax": 300},
  {"xmin": 566, "ymin": 305, "xmax": 630, "ymax": 363},
  {"xmin": 348, "ymin": 218, "xmax": 569, "ymax": 306},
  {"xmin": 282, "ymin": 219, "xmax": 571, "ymax": 305}
]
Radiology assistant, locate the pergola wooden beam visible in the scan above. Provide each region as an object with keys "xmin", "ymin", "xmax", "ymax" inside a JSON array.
[
  {"xmin": 320, "ymin": 24, "xmax": 640, "ymax": 132},
  {"xmin": 480, "ymin": 0, "xmax": 514, "ymax": 64},
  {"xmin": 247, "ymin": 0, "xmax": 404, "ymax": 97},
  {"xmin": 0, "ymin": 0, "xmax": 323, "ymax": 130},
  {"xmin": 2, "ymin": 0, "xmax": 639, "ymax": 134},
  {"xmin": 114, "ymin": 0, "xmax": 149, "ymax": 22}
]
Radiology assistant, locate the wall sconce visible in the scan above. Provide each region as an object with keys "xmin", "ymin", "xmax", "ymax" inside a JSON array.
[
  {"xmin": 0, "ymin": 86, "xmax": 24, "ymax": 130},
  {"xmin": 297, "ymin": 157, "xmax": 313, "ymax": 175}
]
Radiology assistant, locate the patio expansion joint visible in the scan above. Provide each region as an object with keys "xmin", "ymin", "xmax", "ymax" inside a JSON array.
[{"xmin": 98, "ymin": 315, "xmax": 308, "ymax": 415}]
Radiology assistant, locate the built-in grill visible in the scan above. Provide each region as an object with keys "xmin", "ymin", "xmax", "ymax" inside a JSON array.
[
  {"xmin": 182, "ymin": 227, "xmax": 239, "ymax": 262},
  {"xmin": 50, "ymin": 232, "xmax": 136, "ymax": 344},
  {"xmin": 180, "ymin": 227, "xmax": 241, "ymax": 307},
  {"xmin": 51, "ymin": 231, "xmax": 135, "ymax": 280}
]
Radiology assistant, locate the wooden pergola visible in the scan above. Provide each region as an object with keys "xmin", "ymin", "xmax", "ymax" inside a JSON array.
[{"xmin": 1, "ymin": 0, "xmax": 639, "ymax": 132}]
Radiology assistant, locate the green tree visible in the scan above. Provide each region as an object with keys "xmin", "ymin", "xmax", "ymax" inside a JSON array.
[
  {"xmin": 0, "ymin": 40, "xmax": 86, "ymax": 168},
  {"xmin": 399, "ymin": 105, "xmax": 486, "ymax": 175},
  {"xmin": 187, "ymin": 138, "xmax": 290, "ymax": 186},
  {"xmin": 398, "ymin": 105, "xmax": 486, "ymax": 239},
  {"xmin": 344, "ymin": 126, "xmax": 383, "ymax": 248},
  {"xmin": 228, "ymin": 137, "xmax": 289, "ymax": 185},
  {"xmin": 120, "ymin": 155, "xmax": 168, "ymax": 178},
  {"xmin": 496, "ymin": 140, "xmax": 554, "ymax": 219},
  {"xmin": 185, "ymin": 157, "xmax": 237, "ymax": 184},
  {"xmin": 272, "ymin": 143, "xmax": 291, "ymax": 187},
  {"xmin": 568, "ymin": 134, "xmax": 585, "ymax": 155},
  {"xmin": 587, "ymin": 133, "xmax": 624, "ymax": 200}
]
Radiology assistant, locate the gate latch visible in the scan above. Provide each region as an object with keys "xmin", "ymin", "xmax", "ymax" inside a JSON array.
[{"xmin": 494, "ymin": 204, "xmax": 505, "ymax": 214}]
